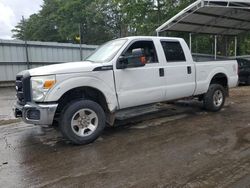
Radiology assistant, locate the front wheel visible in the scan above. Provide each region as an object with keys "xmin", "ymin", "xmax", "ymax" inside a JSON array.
[
  {"xmin": 203, "ymin": 84, "xmax": 226, "ymax": 112},
  {"xmin": 60, "ymin": 100, "xmax": 106, "ymax": 145}
]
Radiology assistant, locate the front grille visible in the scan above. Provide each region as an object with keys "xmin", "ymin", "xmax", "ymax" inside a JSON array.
[{"xmin": 16, "ymin": 71, "xmax": 31, "ymax": 105}]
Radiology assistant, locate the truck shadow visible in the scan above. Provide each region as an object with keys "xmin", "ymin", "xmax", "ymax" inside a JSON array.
[
  {"xmin": 25, "ymin": 100, "xmax": 207, "ymax": 147},
  {"xmin": 113, "ymin": 100, "xmax": 204, "ymax": 127}
]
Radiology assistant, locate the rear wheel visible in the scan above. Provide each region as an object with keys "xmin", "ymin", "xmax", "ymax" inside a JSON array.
[
  {"xmin": 60, "ymin": 100, "xmax": 106, "ymax": 145},
  {"xmin": 203, "ymin": 84, "xmax": 226, "ymax": 112}
]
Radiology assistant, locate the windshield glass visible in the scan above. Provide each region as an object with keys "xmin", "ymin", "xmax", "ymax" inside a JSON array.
[{"xmin": 85, "ymin": 39, "xmax": 127, "ymax": 63}]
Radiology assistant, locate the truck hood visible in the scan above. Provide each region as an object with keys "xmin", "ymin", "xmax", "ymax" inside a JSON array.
[{"xmin": 28, "ymin": 61, "xmax": 102, "ymax": 76}]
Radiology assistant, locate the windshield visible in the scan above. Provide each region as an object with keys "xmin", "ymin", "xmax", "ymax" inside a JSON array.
[{"xmin": 85, "ymin": 39, "xmax": 127, "ymax": 63}]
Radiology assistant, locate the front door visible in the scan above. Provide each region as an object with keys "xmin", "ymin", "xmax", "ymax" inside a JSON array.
[{"xmin": 114, "ymin": 40, "xmax": 165, "ymax": 109}]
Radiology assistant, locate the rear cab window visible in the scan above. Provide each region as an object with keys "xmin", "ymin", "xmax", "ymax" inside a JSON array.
[{"xmin": 160, "ymin": 41, "xmax": 186, "ymax": 62}]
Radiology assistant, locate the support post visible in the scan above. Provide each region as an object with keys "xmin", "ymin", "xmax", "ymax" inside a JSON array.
[
  {"xmin": 214, "ymin": 35, "xmax": 217, "ymax": 60},
  {"xmin": 234, "ymin": 36, "xmax": 237, "ymax": 58},
  {"xmin": 189, "ymin": 33, "xmax": 192, "ymax": 53},
  {"xmin": 79, "ymin": 23, "xmax": 83, "ymax": 61},
  {"xmin": 22, "ymin": 16, "xmax": 30, "ymax": 69}
]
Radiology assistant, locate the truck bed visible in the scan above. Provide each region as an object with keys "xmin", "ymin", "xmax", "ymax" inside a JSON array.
[{"xmin": 194, "ymin": 59, "xmax": 238, "ymax": 95}]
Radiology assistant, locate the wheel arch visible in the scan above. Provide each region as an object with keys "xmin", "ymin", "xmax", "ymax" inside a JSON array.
[
  {"xmin": 209, "ymin": 72, "xmax": 229, "ymax": 96},
  {"xmin": 210, "ymin": 72, "xmax": 228, "ymax": 87},
  {"xmin": 54, "ymin": 86, "xmax": 117, "ymax": 126},
  {"xmin": 56, "ymin": 86, "xmax": 110, "ymax": 114},
  {"xmin": 45, "ymin": 76, "xmax": 118, "ymax": 112}
]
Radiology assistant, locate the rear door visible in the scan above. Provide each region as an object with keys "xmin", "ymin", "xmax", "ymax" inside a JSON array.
[
  {"xmin": 114, "ymin": 39, "xmax": 166, "ymax": 109},
  {"xmin": 160, "ymin": 40, "xmax": 196, "ymax": 100}
]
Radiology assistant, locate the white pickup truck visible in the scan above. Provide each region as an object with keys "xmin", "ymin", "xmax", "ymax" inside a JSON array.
[{"xmin": 14, "ymin": 36, "xmax": 238, "ymax": 144}]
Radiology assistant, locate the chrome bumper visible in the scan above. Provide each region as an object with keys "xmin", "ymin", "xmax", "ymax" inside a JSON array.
[{"xmin": 13, "ymin": 102, "xmax": 58, "ymax": 125}]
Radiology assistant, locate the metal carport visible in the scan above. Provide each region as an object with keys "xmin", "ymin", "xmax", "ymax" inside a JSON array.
[{"xmin": 156, "ymin": 0, "xmax": 250, "ymax": 59}]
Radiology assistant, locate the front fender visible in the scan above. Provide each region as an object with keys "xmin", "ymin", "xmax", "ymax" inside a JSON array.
[{"xmin": 45, "ymin": 76, "xmax": 118, "ymax": 112}]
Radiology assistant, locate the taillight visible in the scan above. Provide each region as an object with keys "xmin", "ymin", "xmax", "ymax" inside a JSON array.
[{"xmin": 233, "ymin": 64, "xmax": 238, "ymax": 75}]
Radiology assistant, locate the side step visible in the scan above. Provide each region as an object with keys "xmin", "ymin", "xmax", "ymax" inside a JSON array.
[
  {"xmin": 115, "ymin": 103, "xmax": 180, "ymax": 120},
  {"xmin": 114, "ymin": 101, "xmax": 202, "ymax": 126}
]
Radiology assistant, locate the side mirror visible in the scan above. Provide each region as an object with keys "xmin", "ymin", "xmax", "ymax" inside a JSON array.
[
  {"xmin": 117, "ymin": 48, "xmax": 146, "ymax": 69},
  {"xmin": 117, "ymin": 56, "xmax": 128, "ymax": 69}
]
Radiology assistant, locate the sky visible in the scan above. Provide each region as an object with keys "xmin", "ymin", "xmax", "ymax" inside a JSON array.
[{"xmin": 0, "ymin": 0, "xmax": 43, "ymax": 39}]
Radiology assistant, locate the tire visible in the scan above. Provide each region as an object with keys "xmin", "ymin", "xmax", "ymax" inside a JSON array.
[
  {"xmin": 60, "ymin": 100, "xmax": 106, "ymax": 145},
  {"xmin": 203, "ymin": 84, "xmax": 226, "ymax": 112}
]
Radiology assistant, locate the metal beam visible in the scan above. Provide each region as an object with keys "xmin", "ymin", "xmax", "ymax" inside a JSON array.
[
  {"xmin": 215, "ymin": 35, "xmax": 217, "ymax": 60},
  {"xmin": 22, "ymin": 16, "xmax": 30, "ymax": 69},
  {"xmin": 79, "ymin": 23, "xmax": 83, "ymax": 61},
  {"xmin": 174, "ymin": 21, "xmax": 249, "ymax": 32},
  {"xmin": 155, "ymin": 0, "xmax": 202, "ymax": 33},
  {"xmin": 189, "ymin": 33, "xmax": 192, "ymax": 53},
  {"xmin": 235, "ymin": 36, "xmax": 237, "ymax": 57},
  {"xmin": 162, "ymin": 29, "xmax": 238, "ymax": 36},
  {"xmin": 191, "ymin": 11, "xmax": 250, "ymax": 24}
]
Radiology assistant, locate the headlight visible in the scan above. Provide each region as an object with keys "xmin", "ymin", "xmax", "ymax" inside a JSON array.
[{"xmin": 31, "ymin": 75, "xmax": 56, "ymax": 102}]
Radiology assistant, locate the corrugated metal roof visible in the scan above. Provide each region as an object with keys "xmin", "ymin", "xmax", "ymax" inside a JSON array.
[{"xmin": 156, "ymin": 0, "xmax": 250, "ymax": 36}]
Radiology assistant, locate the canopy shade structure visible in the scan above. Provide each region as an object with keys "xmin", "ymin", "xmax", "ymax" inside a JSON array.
[{"xmin": 156, "ymin": 0, "xmax": 250, "ymax": 36}]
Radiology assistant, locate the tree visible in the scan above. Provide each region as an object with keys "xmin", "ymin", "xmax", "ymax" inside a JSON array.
[
  {"xmin": 12, "ymin": 0, "xmax": 63, "ymax": 41},
  {"xmin": 12, "ymin": 0, "xmax": 196, "ymax": 44},
  {"xmin": 11, "ymin": 0, "xmax": 250, "ymax": 56},
  {"xmin": 12, "ymin": 0, "xmax": 116, "ymax": 44}
]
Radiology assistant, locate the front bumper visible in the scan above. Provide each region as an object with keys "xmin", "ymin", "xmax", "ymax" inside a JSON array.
[{"xmin": 13, "ymin": 102, "xmax": 58, "ymax": 125}]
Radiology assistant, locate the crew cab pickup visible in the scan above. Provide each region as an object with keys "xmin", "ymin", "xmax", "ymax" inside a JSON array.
[{"xmin": 14, "ymin": 36, "xmax": 238, "ymax": 144}]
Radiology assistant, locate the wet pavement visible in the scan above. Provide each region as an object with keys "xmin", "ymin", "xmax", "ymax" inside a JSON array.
[
  {"xmin": 0, "ymin": 87, "xmax": 18, "ymax": 125},
  {"xmin": 0, "ymin": 87, "xmax": 15, "ymax": 117},
  {"xmin": 0, "ymin": 87, "xmax": 250, "ymax": 187}
]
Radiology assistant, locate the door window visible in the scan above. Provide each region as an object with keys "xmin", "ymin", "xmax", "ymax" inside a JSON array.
[
  {"xmin": 161, "ymin": 41, "xmax": 186, "ymax": 62},
  {"xmin": 123, "ymin": 40, "xmax": 158, "ymax": 64}
]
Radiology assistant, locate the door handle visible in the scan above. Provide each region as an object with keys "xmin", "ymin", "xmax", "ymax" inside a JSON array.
[
  {"xmin": 187, "ymin": 66, "xmax": 192, "ymax": 74},
  {"xmin": 159, "ymin": 68, "xmax": 164, "ymax": 77}
]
